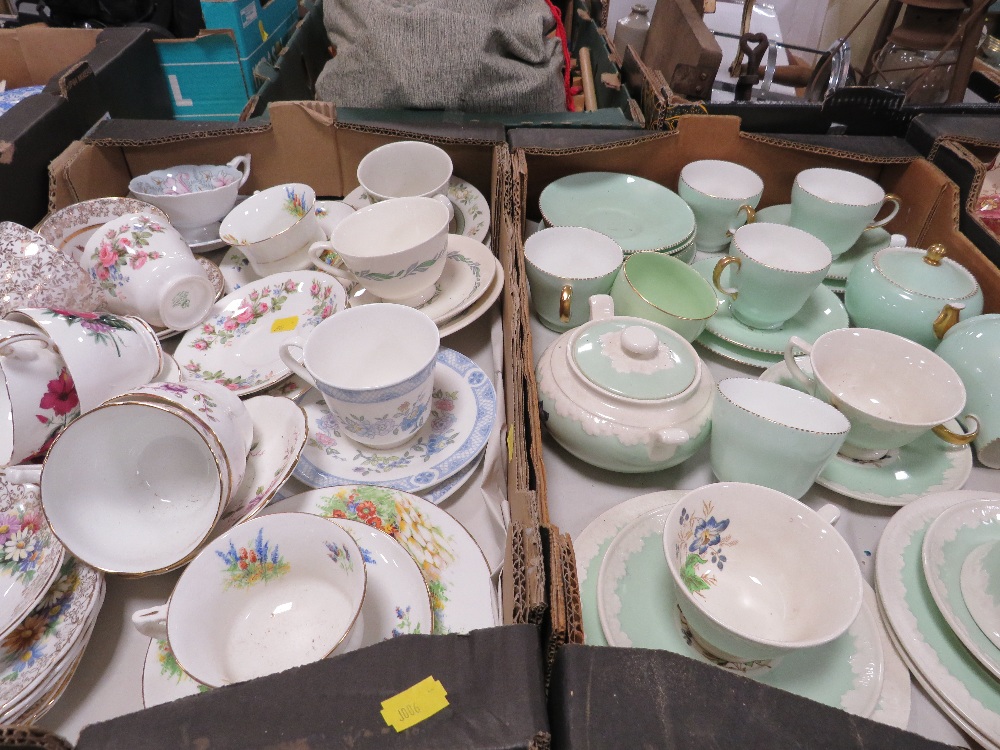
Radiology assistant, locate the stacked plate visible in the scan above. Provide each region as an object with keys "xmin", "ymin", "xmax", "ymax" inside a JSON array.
[
  {"xmin": 876, "ymin": 490, "xmax": 1000, "ymax": 749},
  {"xmin": 576, "ymin": 490, "xmax": 913, "ymax": 729}
]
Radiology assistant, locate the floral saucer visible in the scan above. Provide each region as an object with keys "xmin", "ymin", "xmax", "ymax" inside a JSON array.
[
  {"xmin": 36, "ymin": 198, "xmax": 170, "ymax": 265},
  {"xmin": 438, "ymin": 258, "xmax": 504, "ymax": 339},
  {"xmin": 271, "ymin": 485, "xmax": 497, "ymax": 635},
  {"xmin": 141, "ymin": 639, "xmax": 207, "ymax": 708},
  {"xmin": 423, "ymin": 448, "xmax": 485, "ymax": 505},
  {"xmin": 753, "ymin": 203, "xmax": 893, "ymax": 281},
  {"xmin": 0, "ymin": 557, "xmax": 104, "ymax": 711},
  {"xmin": 597, "ymin": 504, "xmax": 884, "ymax": 717},
  {"xmin": 294, "ymin": 348, "xmax": 496, "ymax": 494},
  {"xmin": 174, "ymin": 271, "xmax": 346, "ymax": 395},
  {"xmin": 0, "ymin": 480, "xmax": 66, "ymax": 642},
  {"xmin": 692, "ymin": 257, "xmax": 849, "ymax": 356},
  {"xmin": 962, "ymin": 541, "xmax": 1000, "ymax": 651},
  {"xmin": 922, "ymin": 500, "xmax": 1000, "ymax": 679},
  {"xmin": 153, "ymin": 257, "xmax": 225, "ymax": 340},
  {"xmin": 876, "ymin": 490, "xmax": 1000, "ymax": 747},
  {"xmin": 760, "ymin": 358, "xmax": 972, "ymax": 506},
  {"xmin": 337, "ymin": 234, "xmax": 497, "ymax": 324},
  {"xmin": 313, "ymin": 200, "xmax": 355, "ymax": 237},
  {"xmin": 344, "ymin": 176, "xmax": 491, "ymax": 244}
]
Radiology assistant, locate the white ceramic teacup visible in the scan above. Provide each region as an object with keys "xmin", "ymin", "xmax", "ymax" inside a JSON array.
[
  {"xmin": 39, "ymin": 400, "xmax": 230, "ymax": 575},
  {"xmin": 128, "ymin": 155, "xmax": 251, "ymax": 233},
  {"xmin": 524, "ymin": 226, "xmax": 624, "ymax": 331},
  {"xmin": 131, "ymin": 512, "xmax": 368, "ymax": 687},
  {"xmin": 710, "ymin": 378, "xmax": 850, "ymax": 499},
  {"xmin": 82, "ymin": 213, "xmax": 216, "ymax": 330},
  {"xmin": 5, "ymin": 308, "xmax": 163, "ymax": 414},
  {"xmin": 357, "ymin": 140, "xmax": 453, "ymax": 203},
  {"xmin": 279, "ymin": 304, "xmax": 440, "ymax": 450},
  {"xmin": 784, "ymin": 327, "xmax": 978, "ymax": 461},
  {"xmin": 790, "ymin": 168, "xmax": 901, "ymax": 257},
  {"xmin": 308, "ymin": 197, "xmax": 452, "ymax": 306},
  {"xmin": 713, "ymin": 222, "xmax": 832, "ymax": 330},
  {"xmin": 678, "ymin": 160, "xmax": 763, "ymax": 253},
  {"xmin": 0, "ymin": 321, "xmax": 80, "ymax": 466},
  {"xmin": 663, "ymin": 482, "xmax": 863, "ymax": 664},
  {"xmin": 221, "ymin": 183, "xmax": 324, "ymax": 276}
]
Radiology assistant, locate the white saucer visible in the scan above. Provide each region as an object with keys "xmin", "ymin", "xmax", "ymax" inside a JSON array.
[
  {"xmin": 179, "ymin": 221, "xmax": 225, "ymax": 253},
  {"xmin": 962, "ymin": 541, "xmax": 1000, "ymax": 651},
  {"xmin": 760, "ymin": 358, "xmax": 973, "ymax": 506},
  {"xmin": 438, "ymin": 257, "xmax": 504, "ymax": 338},
  {"xmin": 344, "ymin": 176, "xmax": 490, "ymax": 244},
  {"xmin": 313, "ymin": 200, "xmax": 355, "ymax": 237},
  {"xmin": 293, "ymin": 348, "xmax": 496, "ymax": 494}
]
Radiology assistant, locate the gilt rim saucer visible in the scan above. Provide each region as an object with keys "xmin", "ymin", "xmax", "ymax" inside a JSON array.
[
  {"xmin": 760, "ymin": 358, "xmax": 973, "ymax": 506},
  {"xmin": 692, "ymin": 257, "xmax": 849, "ymax": 355},
  {"xmin": 695, "ymin": 329, "xmax": 783, "ymax": 370},
  {"xmin": 597, "ymin": 504, "xmax": 884, "ymax": 717},
  {"xmin": 293, "ymin": 348, "xmax": 496, "ymax": 494},
  {"xmin": 963, "ymin": 541, "xmax": 1000, "ymax": 652}
]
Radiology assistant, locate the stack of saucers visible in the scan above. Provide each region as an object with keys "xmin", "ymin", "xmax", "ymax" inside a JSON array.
[{"xmin": 876, "ymin": 490, "xmax": 1000, "ymax": 749}]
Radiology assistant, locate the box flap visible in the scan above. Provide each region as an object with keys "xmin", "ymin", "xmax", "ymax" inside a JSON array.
[{"xmin": 0, "ymin": 25, "xmax": 101, "ymax": 88}]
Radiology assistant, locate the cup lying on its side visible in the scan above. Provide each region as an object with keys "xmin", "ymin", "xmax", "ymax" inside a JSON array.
[
  {"xmin": 678, "ymin": 160, "xmax": 763, "ymax": 253},
  {"xmin": 280, "ymin": 304, "xmax": 440, "ymax": 450},
  {"xmin": 524, "ymin": 226, "xmax": 624, "ymax": 331},
  {"xmin": 132, "ymin": 512, "xmax": 368, "ymax": 687},
  {"xmin": 784, "ymin": 327, "xmax": 978, "ymax": 461}
]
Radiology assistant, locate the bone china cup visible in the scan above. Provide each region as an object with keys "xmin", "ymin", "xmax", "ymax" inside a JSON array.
[
  {"xmin": 356, "ymin": 140, "xmax": 453, "ymax": 202},
  {"xmin": 524, "ymin": 226, "xmax": 624, "ymax": 331},
  {"xmin": 785, "ymin": 327, "xmax": 977, "ymax": 461},
  {"xmin": 308, "ymin": 196, "xmax": 451, "ymax": 306},
  {"xmin": 678, "ymin": 160, "xmax": 763, "ymax": 252},
  {"xmin": 663, "ymin": 482, "xmax": 863, "ymax": 663},
  {"xmin": 40, "ymin": 401, "xmax": 228, "ymax": 575},
  {"xmin": 5, "ymin": 308, "xmax": 162, "ymax": 414},
  {"xmin": 82, "ymin": 213, "xmax": 216, "ymax": 330},
  {"xmin": 220, "ymin": 183, "xmax": 323, "ymax": 276},
  {"xmin": 279, "ymin": 304, "xmax": 440, "ymax": 450},
  {"xmin": 790, "ymin": 167, "xmax": 901, "ymax": 257},
  {"xmin": 710, "ymin": 378, "xmax": 850, "ymax": 499},
  {"xmin": 131, "ymin": 512, "xmax": 367, "ymax": 687}
]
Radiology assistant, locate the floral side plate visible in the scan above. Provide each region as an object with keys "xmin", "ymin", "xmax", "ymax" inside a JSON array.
[
  {"xmin": 0, "ymin": 557, "xmax": 104, "ymax": 710},
  {"xmin": 922, "ymin": 500, "xmax": 1000, "ymax": 679},
  {"xmin": 437, "ymin": 258, "xmax": 504, "ymax": 339},
  {"xmin": 293, "ymin": 348, "xmax": 496, "ymax": 494},
  {"xmin": 270, "ymin": 485, "xmax": 496, "ymax": 635},
  {"xmin": 0, "ymin": 480, "xmax": 66, "ymax": 642},
  {"xmin": 36, "ymin": 198, "xmax": 170, "ymax": 265},
  {"xmin": 344, "ymin": 176, "xmax": 491, "ymax": 244},
  {"xmin": 174, "ymin": 271, "xmax": 346, "ymax": 395},
  {"xmin": 760, "ymin": 357, "xmax": 972, "ymax": 505},
  {"xmin": 597, "ymin": 504, "xmax": 884, "ymax": 718},
  {"xmin": 141, "ymin": 638, "xmax": 208, "ymax": 708},
  {"xmin": 876, "ymin": 489, "xmax": 1000, "ymax": 747}
]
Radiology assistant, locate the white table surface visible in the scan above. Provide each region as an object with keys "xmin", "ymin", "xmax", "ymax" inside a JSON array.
[{"xmin": 529, "ymin": 295, "xmax": 998, "ymax": 750}]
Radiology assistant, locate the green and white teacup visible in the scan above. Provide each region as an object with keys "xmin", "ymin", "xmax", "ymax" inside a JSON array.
[
  {"xmin": 524, "ymin": 227, "xmax": 624, "ymax": 331},
  {"xmin": 712, "ymin": 222, "xmax": 831, "ymax": 330},
  {"xmin": 678, "ymin": 159, "xmax": 763, "ymax": 253},
  {"xmin": 790, "ymin": 168, "xmax": 900, "ymax": 257},
  {"xmin": 711, "ymin": 377, "xmax": 850, "ymax": 499}
]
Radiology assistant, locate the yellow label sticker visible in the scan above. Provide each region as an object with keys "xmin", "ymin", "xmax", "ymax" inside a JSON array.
[
  {"xmin": 380, "ymin": 676, "xmax": 449, "ymax": 732},
  {"xmin": 506, "ymin": 424, "xmax": 515, "ymax": 462},
  {"xmin": 259, "ymin": 19, "xmax": 268, "ymax": 42},
  {"xmin": 270, "ymin": 316, "xmax": 299, "ymax": 333}
]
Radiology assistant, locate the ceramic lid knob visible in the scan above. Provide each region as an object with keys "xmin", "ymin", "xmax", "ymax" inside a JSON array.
[{"xmin": 621, "ymin": 325, "xmax": 659, "ymax": 359}]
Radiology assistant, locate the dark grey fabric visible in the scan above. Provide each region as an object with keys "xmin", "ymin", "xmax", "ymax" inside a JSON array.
[{"xmin": 315, "ymin": 0, "xmax": 566, "ymax": 114}]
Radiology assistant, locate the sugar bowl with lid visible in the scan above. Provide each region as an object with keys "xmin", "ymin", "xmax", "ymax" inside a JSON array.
[
  {"xmin": 844, "ymin": 242, "xmax": 983, "ymax": 350},
  {"xmin": 535, "ymin": 294, "xmax": 713, "ymax": 473}
]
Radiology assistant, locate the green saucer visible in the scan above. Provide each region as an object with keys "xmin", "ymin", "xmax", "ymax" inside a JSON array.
[
  {"xmin": 694, "ymin": 329, "xmax": 783, "ymax": 370},
  {"xmin": 755, "ymin": 203, "xmax": 892, "ymax": 281},
  {"xmin": 692, "ymin": 257, "xmax": 849, "ymax": 356}
]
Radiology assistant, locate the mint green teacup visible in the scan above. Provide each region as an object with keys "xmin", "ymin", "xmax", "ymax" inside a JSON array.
[
  {"xmin": 525, "ymin": 226, "xmax": 624, "ymax": 331},
  {"xmin": 678, "ymin": 159, "xmax": 763, "ymax": 253},
  {"xmin": 790, "ymin": 168, "xmax": 900, "ymax": 257},
  {"xmin": 710, "ymin": 377, "xmax": 850, "ymax": 499}
]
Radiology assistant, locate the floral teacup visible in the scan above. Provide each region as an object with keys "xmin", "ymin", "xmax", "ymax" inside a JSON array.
[{"xmin": 132, "ymin": 512, "xmax": 367, "ymax": 687}]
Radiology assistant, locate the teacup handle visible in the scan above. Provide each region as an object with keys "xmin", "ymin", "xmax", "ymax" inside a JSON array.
[
  {"xmin": 725, "ymin": 204, "xmax": 756, "ymax": 238},
  {"xmin": 1, "ymin": 464, "xmax": 42, "ymax": 486},
  {"xmin": 559, "ymin": 285, "xmax": 573, "ymax": 323},
  {"xmin": 432, "ymin": 193, "xmax": 455, "ymax": 224},
  {"xmin": 816, "ymin": 504, "xmax": 841, "ymax": 527},
  {"xmin": 932, "ymin": 414, "xmax": 979, "ymax": 446},
  {"xmin": 589, "ymin": 294, "xmax": 615, "ymax": 322},
  {"xmin": 712, "ymin": 256, "xmax": 741, "ymax": 300},
  {"xmin": 307, "ymin": 241, "xmax": 354, "ymax": 285},
  {"xmin": 866, "ymin": 193, "xmax": 901, "ymax": 230},
  {"xmin": 227, "ymin": 154, "xmax": 251, "ymax": 188},
  {"xmin": 0, "ymin": 331, "xmax": 50, "ymax": 359},
  {"xmin": 784, "ymin": 336, "xmax": 816, "ymax": 392},
  {"xmin": 132, "ymin": 604, "xmax": 169, "ymax": 640},
  {"xmin": 278, "ymin": 338, "xmax": 318, "ymax": 390}
]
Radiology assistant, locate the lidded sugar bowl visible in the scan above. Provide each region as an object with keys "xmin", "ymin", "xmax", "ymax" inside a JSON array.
[
  {"xmin": 845, "ymin": 243, "xmax": 983, "ymax": 349},
  {"xmin": 535, "ymin": 295, "xmax": 713, "ymax": 473}
]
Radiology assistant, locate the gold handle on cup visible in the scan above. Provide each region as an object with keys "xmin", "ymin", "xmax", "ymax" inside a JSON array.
[
  {"xmin": 865, "ymin": 193, "xmax": 901, "ymax": 231},
  {"xmin": 712, "ymin": 255, "xmax": 741, "ymax": 300},
  {"xmin": 932, "ymin": 414, "xmax": 980, "ymax": 446},
  {"xmin": 725, "ymin": 204, "xmax": 756, "ymax": 237},
  {"xmin": 559, "ymin": 285, "xmax": 573, "ymax": 323}
]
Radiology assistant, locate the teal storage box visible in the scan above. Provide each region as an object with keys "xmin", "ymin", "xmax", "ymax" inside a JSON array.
[{"xmin": 155, "ymin": 0, "xmax": 299, "ymax": 120}]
